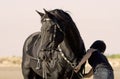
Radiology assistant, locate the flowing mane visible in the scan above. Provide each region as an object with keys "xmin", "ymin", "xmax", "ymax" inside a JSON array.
[{"xmin": 49, "ymin": 9, "xmax": 86, "ymax": 59}]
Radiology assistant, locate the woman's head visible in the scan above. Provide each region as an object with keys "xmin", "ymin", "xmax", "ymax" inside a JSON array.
[{"xmin": 90, "ymin": 40, "xmax": 106, "ymax": 53}]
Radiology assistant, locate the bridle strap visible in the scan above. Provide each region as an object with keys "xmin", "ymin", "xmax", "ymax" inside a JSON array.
[
  {"xmin": 43, "ymin": 18, "xmax": 65, "ymax": 34},
  {"xmin": 58, "ymin": 46, "xmax": 76, "ymax": 68},
  {"xmin": 58, "ymin": 45, "xmax": 83, "ymax": 79}
]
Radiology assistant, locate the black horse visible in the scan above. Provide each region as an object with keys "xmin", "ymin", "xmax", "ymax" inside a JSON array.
[{"xmin": 22, "ymin": 9, "xmax": 86, "ymax": 79}]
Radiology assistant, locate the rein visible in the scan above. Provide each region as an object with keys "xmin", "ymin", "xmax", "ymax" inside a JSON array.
[
  {"xmin": 58, "ymin": 46, "xmax": 83, "ymax": 79},
  {"xmin": 58, "ymin": 46, "xmax": 76, "ymax": 68}
]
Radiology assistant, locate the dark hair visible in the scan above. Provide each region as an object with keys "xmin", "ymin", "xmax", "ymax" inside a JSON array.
[{"xmin": 90, "ymin": 40, "xmax": 106, "ymax": 52}]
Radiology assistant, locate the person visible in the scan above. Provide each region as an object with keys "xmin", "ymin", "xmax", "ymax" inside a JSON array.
[{"xmin": 74, "ymin": 40, "xmax": 114, "ymax": 79}]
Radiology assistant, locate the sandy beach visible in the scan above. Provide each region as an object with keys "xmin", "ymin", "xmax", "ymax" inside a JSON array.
[{"xmin": 0, "ymin": 57, "xmax": 119, "ymax": 79}]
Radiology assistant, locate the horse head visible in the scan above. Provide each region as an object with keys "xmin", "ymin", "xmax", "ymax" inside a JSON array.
[{"xmin": 36, "ymin": 9, "xmax": 65, "ymax": 59}]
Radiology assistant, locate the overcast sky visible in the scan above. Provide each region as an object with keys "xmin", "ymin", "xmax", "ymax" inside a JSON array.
[{"xmin": 0, "ymin": 0, "xmax": 120, "ymax": 56}]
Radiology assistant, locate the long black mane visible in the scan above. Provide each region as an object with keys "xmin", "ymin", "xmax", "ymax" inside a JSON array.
[{"xmin": 49, "ymin": 9, "xmax": 86, "ymax": 59}]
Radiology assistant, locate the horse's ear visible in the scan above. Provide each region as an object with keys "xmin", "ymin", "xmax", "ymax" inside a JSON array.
[
  {"xmin": 43, "ymin": 9, "xmax": 54, "ymax": 19},
  {"xmin": 36, "ymin": 10, "xmax": 44, "ymax": 17},
  {"xmin": 43, "ymin": 9, "xmax": 49, "ymax": 15}
]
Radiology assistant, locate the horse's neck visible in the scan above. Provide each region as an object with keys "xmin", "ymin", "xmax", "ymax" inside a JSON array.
[
  {"xmin": 60, "ymin": 40, "xmax": 76, "ymax": 62},
  {"xmin": 32, "ymin": 35, "xmax": 41, "ymax": 57}
]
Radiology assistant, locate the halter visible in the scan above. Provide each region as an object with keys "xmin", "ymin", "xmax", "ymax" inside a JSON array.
[
  {"xmin": 44, "ymin": 18, "xmax": 64, "ymax": 34},
  {"xmin": 39, "ymin": 18, "xmax": 65, "ymax": 52}
]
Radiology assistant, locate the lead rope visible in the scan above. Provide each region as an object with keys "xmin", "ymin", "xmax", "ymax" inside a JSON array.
[
  {"xmin": 69, "ymin": 68, "xmax": 83, "ymax": 79},
  {"xmin": 70, "ymin": 70, "xmax": 74, "ymax": 79},
  {"xmin": 58, "ymin": 46, "xmax": 83, "ymax": 79}
]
